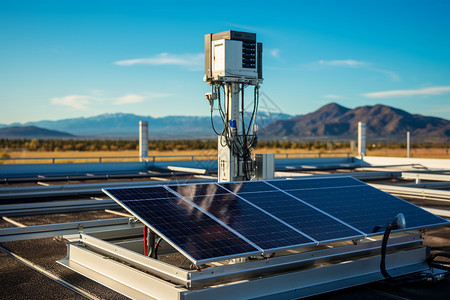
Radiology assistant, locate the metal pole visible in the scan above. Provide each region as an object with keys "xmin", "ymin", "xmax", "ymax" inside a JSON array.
[
  {"xmin": 358, "ymin": 122, "xmax": 366, "ymax": 157},
  {"xmin": 139, "ymin": 121, "xmax": 149, "ymax": 162},
  {"xmin": 218, "ymin": 83, "xmax": 240, "ymax": 182},
  {"xmin": 407, "ymin": 131, "xmax": 410, "ymax": 158}
]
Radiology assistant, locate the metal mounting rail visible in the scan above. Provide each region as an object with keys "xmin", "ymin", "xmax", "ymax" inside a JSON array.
[
  {"xmin": 370, "ymin": 183, "xmax": 450, "ymax": 203},
  {"xmin": 0, "ymin": 178, "xmax": 216, "ymax": 200},
  {"xmin": 402, "ymin": 172, "xmax": 450, "ymax": 182},
  {"xmin": 275, "ymin": 171, "xmax": 395, "ymax": 180},
  {"xmin": 0, "ymin": 199, "xmax": 120, "ymax": 216},
  {"xmin": 0, "ymin": 154, "xmax": 217, "ymax": 164},
  {"xmin": 58, "ymin": 231, "xmax": 427, "ymax": 299},
  {"xmin": 0, "ymin": 217, "xmax": 129, "ymax": 242}
]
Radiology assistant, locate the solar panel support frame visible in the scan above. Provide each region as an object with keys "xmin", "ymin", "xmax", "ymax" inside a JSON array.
[{"xmin": 59, "ymin": 229, "xmax": 431, "ymax": 299}]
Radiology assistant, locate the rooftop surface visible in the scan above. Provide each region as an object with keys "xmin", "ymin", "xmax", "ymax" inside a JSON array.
[{"xmin": 0, "ymin": 156, "xmax": 449, "ymax": 299}]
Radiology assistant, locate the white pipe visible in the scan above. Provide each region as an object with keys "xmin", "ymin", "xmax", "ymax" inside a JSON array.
[
  {"xmin": 358, "ymin": 122, "xmax": 366, "ymax": 157},
  {"xmin": 139, "ymin": 121, "xmax": 149, "ymax": 162},
  {"xmin": 407, "ymin": 131, "xmax": 410, "ymax": 158}
]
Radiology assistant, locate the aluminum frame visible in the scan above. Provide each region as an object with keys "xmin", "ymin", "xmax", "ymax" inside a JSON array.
[
  {"xmin": 102, "ymin": 178, "xmax": 449, "ymax": 266},
  {"xmin": 58, "ymin": 229, "xmax": 429, "ymax": 299}
]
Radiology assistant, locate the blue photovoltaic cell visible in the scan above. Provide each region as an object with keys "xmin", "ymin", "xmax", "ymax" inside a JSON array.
[
  {"xmin": 104, "ymin": 187, "xmax": 259, "ymax": 264},
  {"xmin": 219, "ymin": 181, "xmax": 277, "ymax": 194},
  {"xmin": 182, "ymin": 192, "xmax": 314, "ymax": 250},
  {"xmin": 103, "ymin": 177, "xmax": 448, "ymax": 265},
  {"xmin": 237, "ymin": 190, "xmax": 363, "ymax": 242},
  {"xmin": 287, "ymin": 184, "xmax": 448, "ymax": 234},
  {"xmin": 168, "ymin": 183, "xmax": 229, "ymax": 199},
  {"xmin": 267, "ymin": 177, "xmax": 365, "ymax": 191}
]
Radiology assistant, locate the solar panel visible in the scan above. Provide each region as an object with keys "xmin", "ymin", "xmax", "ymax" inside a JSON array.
[
  {"xmin": 278, "ymin": 179, "xmax": 448, "ymax": 234},
  {"xmin": 103, "ymin": 187, "xmax": 260, "ymax": 265},
  {"xmin": 180, "ymin": 192, "xmax": 315, "ymax": 251},
  {"xmin": 103, "ymin": 176, "xmax": 448, "ymax": 266}
]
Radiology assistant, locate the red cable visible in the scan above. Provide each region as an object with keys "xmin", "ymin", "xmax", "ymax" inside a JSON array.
[{"xmin": 143, "ymin": 226, "xmax": 148, "ymax": 256}]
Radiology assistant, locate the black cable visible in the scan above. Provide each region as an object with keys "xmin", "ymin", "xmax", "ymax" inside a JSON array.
[
  {"xmin": 153, "ymin": 237, "xmax": 162, "ymax": 259},
  {"xmin": 210, "ymin": 109, "xmax": 221, "ymax": 136},
  {"xmin": 380, "ymin": 225, "xmax": 393, "ymax": 279},
  {"xmin": 240, "ymin": 83, "xmax": 250, "ymax": 180},
  {"xmin": 241, "ymin": 83, "xmax": 246, "ymax": 136},
  {"xmin": 217, "ymin": 84, "xmax": 227, "ymax": 127},
  {"xmin": 246, "ymin": 85, "xmax": 258, "ymax": 137},
  {"xmin": 379, "ymin": 222, "xmax": 450, "ymax": 283}
]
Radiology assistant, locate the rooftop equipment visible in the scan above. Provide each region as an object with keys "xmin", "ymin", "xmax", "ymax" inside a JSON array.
[
  {"xmin": 58, "ymin": 177, "xmax": 449, "ymax": 299},
  {"xmin": 55, "ymin": 31, "xmax": 450, "ymax": 300},
  {"xmin": 204, "ymin": 30, "xmax": 264, "ymax": 182}
]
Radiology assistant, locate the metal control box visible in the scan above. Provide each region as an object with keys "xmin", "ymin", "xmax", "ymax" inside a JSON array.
[
  {"xmin": 253, "ymin": 153, "xmax": 275, "ymax": 180},
  {"xmin": 212, "ymin": 39, "xmax": 258, "ymax": 79},
  {"xmin": 205, "ymin": 30, "xmax": 262, "ymax": 82}
]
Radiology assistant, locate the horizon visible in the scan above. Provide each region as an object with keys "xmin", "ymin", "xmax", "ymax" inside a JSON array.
[
  {"xmin": 2, "ymin": 102, "xmax": 450, "ymax": 127},
  {"xmin": 1, "ymin": 1, "xmax": 450, "ymax": 123}
]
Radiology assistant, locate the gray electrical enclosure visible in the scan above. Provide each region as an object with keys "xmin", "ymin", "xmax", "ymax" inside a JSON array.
[{"xmin": 204, "ymin": 30, "xmax": 262, "ymax": 82}]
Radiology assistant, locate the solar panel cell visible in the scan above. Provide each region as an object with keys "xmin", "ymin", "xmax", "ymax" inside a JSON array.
[
  {"xmin": 104, "ymin": 188, "xmax": 260, "ymax": 264},
  {"xmin": 184, "ymin": 193, "xmax": 314, "ymax": 251},
  {"xmin": 238, "ymin": 190, "xmax": 363, "ymax": 242},
  {"xmin": 268, "ymin": 177, "xmax": 364, "ymax": 191},
  {"xmin": 168, "ymin": 183, "xmax": 229, "ymax": 199},
  {"xmin": 219, "ymin": 181, "xmax": 277, "ymax": 193},
  {"xmin": 287, "ymin": 185, "xmax": 447, "ymax": 234}
]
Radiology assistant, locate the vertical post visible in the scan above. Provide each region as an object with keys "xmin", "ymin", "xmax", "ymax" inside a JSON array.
[
  {"xmin": 358, "ymin": 122, "xmax": 366, "ymax": 157},
  {"xmin": 218, "ymin": 82, "xmax": 240, "ymax": 182},
  {"xmin": 139, "ymin": 121, "xmax": 149, "ymax": 162},
  {"xmin": 407, "ymin": 131, "xmax": 410, "ymax": 158}
]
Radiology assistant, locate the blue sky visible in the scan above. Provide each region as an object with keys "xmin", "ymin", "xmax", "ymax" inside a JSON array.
[{"xmin": 1, "ymin": 0, "xmax": 450, "ymax": 124}]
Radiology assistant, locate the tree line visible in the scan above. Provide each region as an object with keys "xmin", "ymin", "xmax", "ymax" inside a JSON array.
[{"xmin": 0, "ymin": 138, "xmax": 447, "ymax": 152}]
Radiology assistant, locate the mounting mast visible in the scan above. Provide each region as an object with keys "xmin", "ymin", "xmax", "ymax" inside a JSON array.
[{"xmin": 204, "ymin": 30, "xmax": 263, "ymax": 182}]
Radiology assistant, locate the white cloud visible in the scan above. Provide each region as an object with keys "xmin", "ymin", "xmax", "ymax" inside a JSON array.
[
  {"xmin": 114, "ymin": 53, "xmax": 203, "ymax": 68},
  {"xmin": 270, "ymin": 49, "xmax": 280, "ymax": 58},
  {"xmin": 115, "ymin": 94, "xmax": 144, "ymax": 105},
  {"xmin": 317, "ymin": 59, "xmax": 399, "ymax": 81},
  {"xmin": 362, "ymin": 86, "xmax": 450, "ymax": 98},
  {"xmin": 51, "ymin": 92, "xmax": 172, "ymax": 110},
  {"xmin": 370, "ymin": 68, "xmax": 400, "ymax": 81},
  {"xmin": 318, "ymin": 59, "xmax": 368, "ymax": 67},
  {"xmin": 51, "ymin": 95, "xmax": 92, "ymax": 110},
  {"xmin": 323, "ymin": 94, "xmax": 344, "ymax": 99},
  {"xmin": 114, "ymin": 93, "xmax": 171, "ymax": 105}
]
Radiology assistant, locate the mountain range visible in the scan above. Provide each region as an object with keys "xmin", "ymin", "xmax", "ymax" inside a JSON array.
[
  {"xmin": 262, "ymin": 103, "xmax": 450, "ymax": 142},
  {"xmin": 0, "ymin": 126, "xmax": 75, "ymax": 138},
  {"xmin": 1, "ymin": 103, "xmax": 449, "ymax": 142},
  {"xmin": 0, "ymin": 112, "xmax": 291, "ymax": 139}
]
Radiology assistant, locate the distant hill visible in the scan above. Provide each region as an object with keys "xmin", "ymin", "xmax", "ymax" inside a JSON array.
[
  {"xmin": 0, "ymin": 112, "xmax": 291, "ymax": 139},
  {"xmin": 261, "ymin": 103, "xmax": 450, "ymax": 142},
  {"xmin": 0, "ymin": 126, "xmax": 75, "ymax": 138}
]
